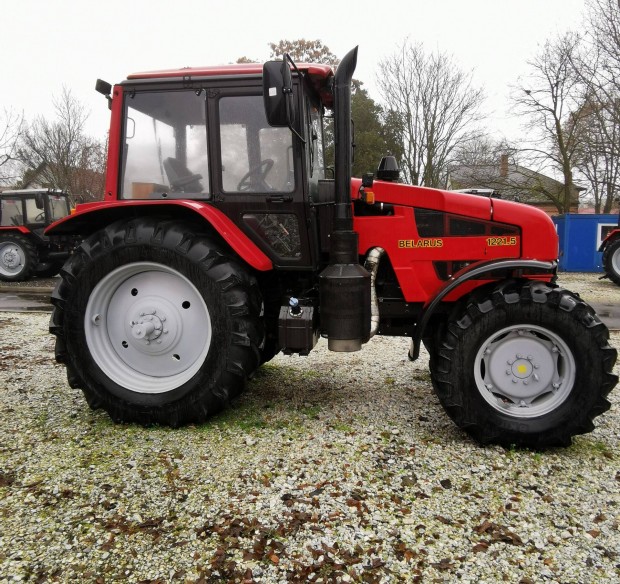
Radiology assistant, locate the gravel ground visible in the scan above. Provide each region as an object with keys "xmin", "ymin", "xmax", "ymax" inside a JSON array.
[
  {"xmin": 1, "ymin": 273, "xmax": 619, "ymax": 583},
  {"xmin": 0, "ymin": 276, "xmax": 60, "ymax": 291}
]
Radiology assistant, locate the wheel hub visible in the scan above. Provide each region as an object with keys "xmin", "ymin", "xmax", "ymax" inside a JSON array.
[
  {"xmin": 130, "ymin": 308, "xmax": 167, "ymax": 343},
  {"xmin": 2, "ymin": 248, "xmax": 19, "ymax": 268},
  {"xmin": 510, "ymin": 357, "xmax": 535, "ymax": 379}
]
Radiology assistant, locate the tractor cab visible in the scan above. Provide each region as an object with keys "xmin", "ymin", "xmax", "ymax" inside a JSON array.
[
  {"xmin": 0, "ymin": 189, "xmax": 70, "ymax": 232},
  {"xmin": 105, "ymin": 62, "xmax": 334, "ymax": 269}
]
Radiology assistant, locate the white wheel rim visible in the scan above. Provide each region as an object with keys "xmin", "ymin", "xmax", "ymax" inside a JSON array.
[
  {"xmin": 85, "ymin": 262, "xmax": 211, "ymax": 394},
  {"xmin": 0, "ymin": 241, "xmax": 26, "ymax": 277},
  {"xmin": 474, "ymin": 324, "xmax": 576, "ymax": 418},
  {"xmin": 612, "ymin": 246, "xmax": 620, "ymax": 276}
]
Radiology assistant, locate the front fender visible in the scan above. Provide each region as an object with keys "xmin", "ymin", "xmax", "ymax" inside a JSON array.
[
  {"xmin": 409, "ymin": 258, "xmax": 557, "ymax": 361},
  {"xmin": 45, "ymin": 200, "xmax": 273, "ymax": 272},
  {"xmin": 599, "ymin": 228, "xmax": 620, "ymax": 252}
]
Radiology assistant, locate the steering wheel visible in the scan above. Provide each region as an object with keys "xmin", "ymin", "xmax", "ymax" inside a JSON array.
[
  {"xmin": 35, "ymin": 212, "xmax": 45, "ymax": 222},
  {"xmin": 237, "ymin": 159, "xmax": 274, "ymax": 191}
]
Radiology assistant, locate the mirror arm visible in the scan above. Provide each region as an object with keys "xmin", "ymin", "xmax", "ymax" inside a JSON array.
[
  {"xmin": 283, "ymin": 54, "xmax": 307, "ymax": 145},
  {"xmin": 288, "ymin": 118, "xmax": 306, "ymax": 145}
]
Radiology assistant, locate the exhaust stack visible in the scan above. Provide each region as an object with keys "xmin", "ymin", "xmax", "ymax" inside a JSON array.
[{"xmin": 319, "ymin": 47, "xmax": 371, "ymax": 352}]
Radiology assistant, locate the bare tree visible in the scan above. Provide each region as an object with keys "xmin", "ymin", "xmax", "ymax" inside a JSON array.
[
  {"xmin": 583, "ymin": 0, "xmax": 620, "ymax": 125},
  {"xmin": 449, "ymin": 136, "xmax": 519, "ymax": 191},
  {"xmin": 0, "ymin": 108, "xmax": 25, "ymax": 186},
  {"xmin": 568, "ymin": 0, "xmax": 620, "ymax": 212},
  {"xmin": 18, "ymin": 88, "xmax": 106, "ymax": 204},
  {"xmin": 512, "ymin": 33, "xmax": 584, "ymax": 213},
  {"xmin": 450, "ymin": 136, "xmax": 519, "ymax": 169},
  {"xmin": 571, "ymin": 96, "xmax": 620, "ymax": 212},
  {"xmin": 378, "ymin": 40, "xmax": 485, "ymax": 188}
]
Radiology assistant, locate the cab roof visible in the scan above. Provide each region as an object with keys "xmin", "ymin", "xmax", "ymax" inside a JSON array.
[{"xmin": 125, "ymin": 62, "xmax": 335, "ymax": 106}]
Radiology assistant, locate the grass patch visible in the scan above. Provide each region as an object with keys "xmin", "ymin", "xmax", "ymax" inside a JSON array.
[
  {"xmin": 301, "ymin": 405, "xmax": 321, "ymax": 419},
  {"xmin": 571, "ymin": 437, "xmax": 614, "ymax": 460},
  {"xmin": 330, "ymin": 421, "xmax": 354, "ymax": 433},
  {"xmin": 209, "ymin": 406, "xmax": 267, "ymax": 432},
  {"xmin": 253, "ymin": 363, "xmax": 321, "ymax": 383}
]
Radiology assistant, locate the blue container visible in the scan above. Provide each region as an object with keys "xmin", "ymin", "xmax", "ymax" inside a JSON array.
[{"xmin": 552, "ymin": 214, "xmax": 618, "ymax": 272}]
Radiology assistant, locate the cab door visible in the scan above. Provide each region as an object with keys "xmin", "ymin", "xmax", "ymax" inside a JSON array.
[{"xmin": 208, "ymin": 84, "xmax": 316, "ymax": 269}]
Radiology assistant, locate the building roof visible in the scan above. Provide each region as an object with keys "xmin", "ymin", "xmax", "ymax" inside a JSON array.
[{"xmin": 448, "ymin": 159, "xmax": 583, "ymax": 208}]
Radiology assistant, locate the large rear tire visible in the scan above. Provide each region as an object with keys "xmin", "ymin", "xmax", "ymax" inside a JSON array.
[
  {"xmin": 50, "ymin": 218, "xmax": 264, "ymax": 426},
  {"xmin": 431, "ymin": 280, "xmax": 617, "ymax": 448},
  {"xmin": 0, "ymin": 233, "xmax": 37, "ymax": 282},
  {"xmin": 34, "ymin": 261, "xmax": 64, "ymax": 278},
  {"xmin": 602, "ymin": 238, "xmax": 620, "ymax": 286}
]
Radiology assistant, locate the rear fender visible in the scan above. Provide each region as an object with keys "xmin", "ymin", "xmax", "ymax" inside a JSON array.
[
  {"xmin": 45, "ymin": 200, "xmax": 273, "ymax": 272},
  {"xmin": 409, "ymin": 258, "xmax": 557, "ymax": 361},
  {"xmin": 0, "ymin": 226, "xmax": 30, "ymax": 235}
]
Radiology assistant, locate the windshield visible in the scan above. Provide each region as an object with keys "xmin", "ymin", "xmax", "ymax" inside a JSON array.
[
  {"xmin": 121, "ymin": 90, "xmax": 209, "ymax": 199},
  {"xmin": 0, "ymin": 198, "xmax": 22, "ymax": 226}
]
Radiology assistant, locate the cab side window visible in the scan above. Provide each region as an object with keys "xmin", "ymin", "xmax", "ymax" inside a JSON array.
[{"xmin": 219, "ymin": 95, "xmax": 294, "ymax": 193}]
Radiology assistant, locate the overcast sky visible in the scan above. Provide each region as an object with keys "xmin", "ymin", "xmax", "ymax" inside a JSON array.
[{"xmin": 4, "ymin": 0, "xmax": 587, "ymax": 143}]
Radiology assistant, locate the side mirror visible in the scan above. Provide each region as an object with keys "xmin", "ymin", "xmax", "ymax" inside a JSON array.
[
  {"xmin": 95, "ymin": 79, "xmax": 112, "ymax": 97},
  {"xmin": 263, "ymin": 58, "xmax": 294, "ymax": 127},
  {"xmin": 95, "ymin": 79, "xmax": 113, "ymax": 110},
  {"xmin": 35, "ymin": 194, "xmax": 44, "ymax": 210}
]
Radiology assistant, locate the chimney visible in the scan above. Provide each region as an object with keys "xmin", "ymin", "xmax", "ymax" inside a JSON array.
[{"xmin": 500, "ymin": 154, "xmax": 509, "ymax": 178}]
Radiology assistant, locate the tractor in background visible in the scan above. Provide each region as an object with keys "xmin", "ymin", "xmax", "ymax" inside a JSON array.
[{"xmin": 0, "ymin": 189, "xmax": 74, "ymax": 281}]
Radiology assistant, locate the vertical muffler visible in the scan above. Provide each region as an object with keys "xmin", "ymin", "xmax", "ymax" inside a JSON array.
[{"xmin": 319, "ymin": 47, "xmax": 371, "ymax": 352}]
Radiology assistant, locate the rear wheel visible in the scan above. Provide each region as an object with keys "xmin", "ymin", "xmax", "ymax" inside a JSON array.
[
  {"xmin": 430, "ymin": 280, "xmax": 617, "ymax": 447},
  {"xmin": 50, "ymin": 218, "xmax": 264, "ymax": 426},
  {"xmin": 0, "ymin": 233, "xmax": 37, "ymax": 281},
  {"xmin": 602, "ymin": 238, "xmax": 620, "ymax": 285}
]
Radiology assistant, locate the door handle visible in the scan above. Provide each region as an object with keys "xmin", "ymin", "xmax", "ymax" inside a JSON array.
[{"xmin": 266, "ymin": 196, "xmax": 293, "ymax": 203}]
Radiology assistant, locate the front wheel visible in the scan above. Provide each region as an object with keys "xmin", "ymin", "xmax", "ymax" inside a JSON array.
[
  {"xmin": 431, "ymin": 280, "xmax": 617, "ymax": 447},
  {"xmin": 602, "ymin": 238, "xmax": 620, "ymax": 285},
  {"xmin": 50, "ymin": 218, "xmax": 264, "ymax": 426}
]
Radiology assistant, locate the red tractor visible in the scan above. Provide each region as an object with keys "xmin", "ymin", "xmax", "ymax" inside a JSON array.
[
  {"xmin": 600, "ymin": 224, "xmax": 620, "ymax": 285},
  {"xmin": 0, "ymin": 188, "xmax": 73, "ymax": 281},
  {"xmin": 46, "ymin": 48, "xmax": 617, "ymax": 447}
]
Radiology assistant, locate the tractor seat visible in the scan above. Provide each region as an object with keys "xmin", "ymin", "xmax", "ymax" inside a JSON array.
[{"xmin": 163, "ymin": 158, "xmax": 204, "ymax": 193}]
